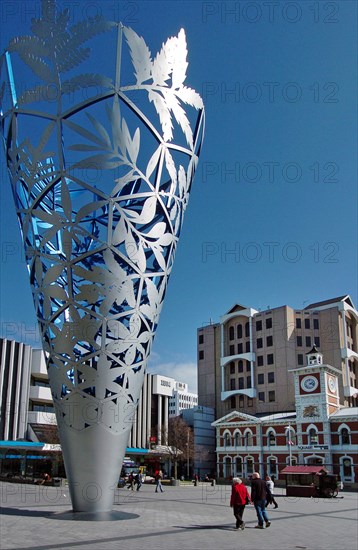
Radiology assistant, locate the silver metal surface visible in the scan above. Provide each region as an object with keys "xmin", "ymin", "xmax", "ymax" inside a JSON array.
[{"xmin": 0, "ymin": 1, "xmax": 204, "ymax": 512}]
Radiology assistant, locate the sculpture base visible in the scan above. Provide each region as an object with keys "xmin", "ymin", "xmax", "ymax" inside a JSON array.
[{"xmin": 59, "ymin": 424, "xmax": 130, "ymax": 513}]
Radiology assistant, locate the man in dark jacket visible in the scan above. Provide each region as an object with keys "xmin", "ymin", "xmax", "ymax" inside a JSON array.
[{"xmin": 251, "ymin": 472, "xmax": 271, "ymax": 529}]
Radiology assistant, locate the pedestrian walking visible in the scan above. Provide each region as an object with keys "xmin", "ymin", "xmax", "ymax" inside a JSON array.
[
  {"xmin": 127, "ymin": 472, "xmax": 135, "ymax": 491},
  {"xmin": 135, "ymin": 472, "xmax": 143, "ymax": 491},
  {"xmin": 155, "ymin": 470, "xmax": 164, "ymax": 493},
  {"xmin": 230, "ymin": 477, "xmax": 252, "ymax": 531},
  {"xmin": 265, "ymin": 475, "xmax": 278, "ymax": 508},
  {"xmin": 251, "ymin": 472, "xmax": 271, "ymax": 529}
]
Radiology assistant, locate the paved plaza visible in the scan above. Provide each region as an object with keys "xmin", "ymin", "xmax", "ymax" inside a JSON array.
[{"xmin": 0, "ymin": 482, "xmax": 357, "ymax": 550}]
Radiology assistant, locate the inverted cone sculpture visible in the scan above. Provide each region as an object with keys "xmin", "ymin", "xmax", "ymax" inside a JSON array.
[{"xmin": 1, "ymin": 1, "xmax": 204, "ymax": 512}]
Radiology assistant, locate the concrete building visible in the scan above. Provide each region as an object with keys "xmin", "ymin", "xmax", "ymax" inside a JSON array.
[
  {"xmin": 169, "ymin": 381, "xmax": 198, "ymax": 417},
  {"xmin": 212, "ymin": 347, "xmax": 358, "ymax": 488},
  {"xmin": 198, "ymin": 295, "xmax": 358, "ymax": 420}
]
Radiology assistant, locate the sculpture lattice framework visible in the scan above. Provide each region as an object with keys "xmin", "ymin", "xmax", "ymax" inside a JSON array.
[{"xmin": 0, "ymin": 0, "xmax": 204, "ymax": 512}]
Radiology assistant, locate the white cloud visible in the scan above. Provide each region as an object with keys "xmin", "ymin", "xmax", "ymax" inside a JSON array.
[{"xmin": 147, "ymin": 361, "xmax": 198, "ymax": 393}]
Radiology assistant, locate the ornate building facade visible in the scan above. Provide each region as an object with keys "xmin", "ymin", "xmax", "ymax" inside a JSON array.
[{"xmin": 212, "ymin": 348, "xmax": 358, "ymax": 487}]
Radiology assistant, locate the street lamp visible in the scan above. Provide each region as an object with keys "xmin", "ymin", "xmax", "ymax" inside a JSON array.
[
  {"xmin": 186, "ymin": 427, "xmax": 190, "ymax": 479},
  {"xmin": 285, "ymin": 424, "xmax": 294, "ymax": 466}
]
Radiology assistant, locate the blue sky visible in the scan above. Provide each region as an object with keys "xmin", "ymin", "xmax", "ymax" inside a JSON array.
[{"xmin": 0, "ymin": 0, "xmax": 357, "ymax": 392}]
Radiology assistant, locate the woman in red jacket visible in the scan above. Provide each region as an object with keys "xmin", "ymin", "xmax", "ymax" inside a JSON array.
[{"xmin": 230, "ymin": 477, "xmax": 252, "ymax": 530}]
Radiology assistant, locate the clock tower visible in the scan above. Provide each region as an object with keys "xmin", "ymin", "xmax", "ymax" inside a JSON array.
[{"xmin": 289, "ymin": 346, "xmax": 341, "ymax": 463}]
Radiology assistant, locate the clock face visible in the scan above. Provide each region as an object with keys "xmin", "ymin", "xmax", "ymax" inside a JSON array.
[
  {"xmin": 301, "ymin": 375, "xmax": 319, "ymax": 392},
  {"xmin": 328, "ymin": 377, "xmax": 337, "ymax": 393}
]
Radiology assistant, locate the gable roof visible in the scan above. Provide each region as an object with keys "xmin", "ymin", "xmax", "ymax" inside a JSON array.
[
  {"xmin": 212, "ymin": 410, "xmax": 260, "ymax": 426},
  {"xmin": 226, "ymin": 303, "xmax": 250, "ymax": 314},
  {"xmin": 304, "ymin": 295, "xmax": 355, "ymax": 310}
]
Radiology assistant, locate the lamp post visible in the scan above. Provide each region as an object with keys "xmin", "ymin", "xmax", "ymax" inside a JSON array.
[
  {"xmin": 186, "ymin": 427, "xmax": 190, "ymax": 479},
  {"xmin": 285, "ymin": 424, "xmax": 294, "ymax": 466}
]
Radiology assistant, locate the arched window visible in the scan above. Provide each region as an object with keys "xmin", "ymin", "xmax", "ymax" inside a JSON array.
[
  {"xmin": 267, "ymin": 456, "xmax": 278, "ymax": 477},
  {"xmin": 224, "ymin": 456, "xmax": 232, "ymax": 478},
  {"xmin": 340, "ymin": 456, "xmax": 354, "ymax": 482},
  {"xmin": 234, "ymin": 431, "xmax": 242, "ymax": 447},
  {"xmin": 245, "ymin": 457, "xmax": 254, "ymax": 477},
  {"xmin": 305, "ymin": 455, "xmax": 324, "ymax": 465},
  {"xmin": 339, "ymin": 426, "xmax": 351, "ymax": 445},
  {"xmin": 244, "ymin": 430, "xmax": 253, "ymax": 446},
  {"xmin": 267, "ymin": 430, "xmax": 276, "ymax": 446},
  {"xmin": 237, "ymin": 324, "xmax": 243, "ymax": 339},
  {"xmin": 286, "ymin": 455, "xmax": 297, "ymax": 466},
  {"xmin": 229, "ymin": 326, "xmax": 235, "ymax": 340},
  {"xmin": 224, "ymin": 431, "xmax": 232, "ymax": 447},
  {"xmin": 308, "ymin": 427, "xmax": 318, "ymax": 445},
  {"xmin": 235, "ymin": 456, "xmax": 243, "ymax": 476}
]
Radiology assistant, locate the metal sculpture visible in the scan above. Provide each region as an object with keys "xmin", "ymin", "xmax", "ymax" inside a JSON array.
[{"xmin": 0, "ymin": 1, "xmax": 204, "ymax": 512}]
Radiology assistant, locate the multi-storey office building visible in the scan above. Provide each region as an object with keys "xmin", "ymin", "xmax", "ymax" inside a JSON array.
[{"xmin": 198, "ymin": 295, "xmax": 357, "ymax": 420}]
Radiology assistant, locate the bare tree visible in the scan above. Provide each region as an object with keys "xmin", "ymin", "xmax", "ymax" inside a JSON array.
[{"xmin": 164, "ymin": 417, "xmax": 194, "ymax": 479}]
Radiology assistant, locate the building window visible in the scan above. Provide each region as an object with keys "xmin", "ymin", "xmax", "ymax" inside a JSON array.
[
  {"xmin": 230, "ymin": 396, "xmax": 236, "ymax": 409},
  {"xmin": 256, "ymin": 320, "xmax": 262, "ymax": 331},
  {"xmin": 238, "ymin": 361, "xmax": 243, "ymax": 373},
  {"xmin": 297, "ymin": 336, "xmax": 302, "ymax": 347},
  {"xmin": 237, "ymin": 324, "xmax": 243, "ymax": 339},
  {"xmin": 268, "ymin": 391, "xmax": 275, "ymax": 402},
  {"xmin": 229, "ymin": 326, "xmax": 235, "ymax": 340},
  {"xmin": 245, "ymin": 322, "xmax": 250, "ymax": 337},
  {"xmin": 313, "ymin": 319, "xmax": 319, "ymax": 330},
  {"xmin": 239, "ymin": 396, "xmax": 244, "ymax": 408},
  {"xmin": 245, "ymin": 341, "xmax": 251, "ymax": 352},
  {"xmin": 267, "ymin": 354, "xmax": 274, "ymax": 365},
  {"xmin": 308, "ymin": 428, "xmax": 318, "ymax": 444},
  {"xmin": 306, "ymin": 336, "xmax": 311, "ymax": 347},
  {"xmin": 230, "ymin": 379, "xmax": 236, "ymax": 390},
  {"xmin": 296, "ymin": 318, "xmax": 301, "ymax": 329},
  {"xmin": 314, "ymin": 337, "xmax": 320, "ymax": 347},
  {"xmin": 245, "ymin": 457, "xmax": 254, "ymax": 476},
  {"xmin": 257, "ymin": 338, "xmax": 263, "ymax": 349},
  {"xmin": 258, "ymin": 373, "xmax": 264, "ymax": 384},
  {"xmin": 258, "ymin": 392, "xmax": 265, "ymax": 402},
  {"xmin": 247, "ymin": 376, "xmax": 252, "ymax": 388},
  {"xmin": 248, "ymin": 398, "xmax": 253, "ymax": 407},
  {"xmin": 340, "ymin": 427, "xmax": 351, "ymax": 445},
  {"xmin": 224, "ymin": 432, "xmax": 232, "ymax": 447},
  {"xmin": 268, "ymin": 372, "xmax": 275, "ymax": 383},
  {"xmin": 246, "ymin": 360, "xmax": 251, "ymax": 372},
  {"xmin": 268, "ymin": 456, "xmax": 278, "ymax": 477},
  {"xmin": 230, "ymin": 362, "xmax": 235, "ymax": 374},
  {"xmin": 198, "ymin": 334, "xmax": 204, "ymax": 344},
  {"xmin": 257, "ymin": 355, "xmax": 264, "ymax": 366},
  {"xmin": 266, "ymin": 317, "xmax": 273, "ymax": 329},
  {"xmin": 199, "ymin": 350, "xmax": 204, "ymax": 360},
  {"xmin": 234, "ymin": 432, "xmax": 242, "ymax": 446},
  {"xmin": 268, "ymin": 431, "xmax": 276, "ymax": 446},
  {"xmin": 238, "ymin": 378, "xmax": 244, "ymax": 389},
  {"xmin": 235, "ymin": 456, "xmax": 243, "ymax": 475},
  {"xmin": 305, "ymin": 318, "xmax": 310, "ymax": 329},
  {"xmin": 229, "ymin": 345, "xmax": 235, "ymax": 355},
  {"xmin": 297, "ymin": 354, "xmax": 304, "ymax": 365},
  {"xmin": 245, "ymin": 431, "xmax": 253, "ymax": 446},
  {"xmin": 266, "ymin": 335, "xmax": 273, "ymax": 347},
  {"xmin": 237, "ymin": 343, "xmax": 243, "ymax": 354},
  {"xmin": 341, "ymin": 457, "xmax": 353, "ymax": 481}
]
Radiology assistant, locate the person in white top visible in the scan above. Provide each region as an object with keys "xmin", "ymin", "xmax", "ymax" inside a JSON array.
[{"xmin": 265, "ymin": 475, "xmax": 278, "ymax": 508}]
